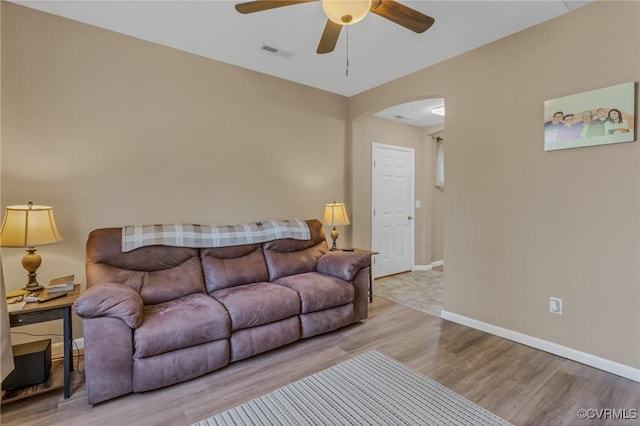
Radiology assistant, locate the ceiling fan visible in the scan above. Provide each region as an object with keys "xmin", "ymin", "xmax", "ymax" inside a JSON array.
[{"xmin": 235, "ymin": 0, "xmax": 435, "ymax": 54}]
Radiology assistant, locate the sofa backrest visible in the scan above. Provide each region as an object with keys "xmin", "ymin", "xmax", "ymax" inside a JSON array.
[
  {"xmin": 262, "ymin": 219, "xmax": 329, "ymax": 281},
  {"xmin": 86, "ymin": 228, "xmax": 206, "ymax": 305},
  {"xmin": 200, "ymin": 244, "xmax": 269, "ymax": 293}
]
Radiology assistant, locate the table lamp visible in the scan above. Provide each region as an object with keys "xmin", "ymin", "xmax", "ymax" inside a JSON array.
[
  {"xmin": 0, "ymin": 202, "xmax": 63, "ymax": 291},
  {"xmin": 322, "ymin": 201, "xmax": 350, "ymax": 251}
]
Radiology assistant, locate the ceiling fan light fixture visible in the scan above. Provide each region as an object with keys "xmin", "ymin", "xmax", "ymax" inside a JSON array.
[{"xmin": 322, "ymin": 0, "xmax": 371, "ymax": 25}]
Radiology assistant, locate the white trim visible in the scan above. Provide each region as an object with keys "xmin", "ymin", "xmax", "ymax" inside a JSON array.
[
  {"xmin": 52, "ymin": 337, "xmax": 84, "ymax": 355},
  {"xmin": 412, "ymin": 265, "xmax": 431, "ymax": 271},
  {"xmin": 412, "ymin": 260, "xmax": 444, "ymax": 271},
  {"xmin": 413, "ymin": 260, "xmax": 444, "ymax": 271},
  {"xmin": 441, "ymin": 310, "xmax": 640, "ymax": 383}
]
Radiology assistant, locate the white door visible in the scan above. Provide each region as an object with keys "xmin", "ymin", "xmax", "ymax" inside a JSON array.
[{"xmin": 372, "ymin": 143, "xmax": 414, "ymax": 278}]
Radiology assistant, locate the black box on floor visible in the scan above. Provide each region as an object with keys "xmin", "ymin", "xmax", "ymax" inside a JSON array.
[{"xmin": 1, "ymin": 339, "xmax": 52, "ymax": 390}]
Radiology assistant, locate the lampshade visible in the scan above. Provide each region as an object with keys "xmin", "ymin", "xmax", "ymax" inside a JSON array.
[
  {"xmin": 322, "ymin": 0, "xmax": 371, "ymax": 25},
  {"xmin": 0, "ymin": 202, "xmax": 63, "ymax": 248},
  {"xmin": 323, "ymin": 202, "xmax": 351, "ymax": 227}
]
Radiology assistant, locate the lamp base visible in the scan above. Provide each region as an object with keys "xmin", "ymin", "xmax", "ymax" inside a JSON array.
[
  {"xmin": 23, "ymin": 272, "xmax": 44, "ymax": 292},
  {"xmin": 330, "ymin": 226, "xmax": 339, "ymax": 251},
  {"xmin": 22, "ymin": 284, "xmax": 44, "ymax": 293},
  {"xmin": 22, "ymin": 249, "xmax": 44, "ymax": 292}
]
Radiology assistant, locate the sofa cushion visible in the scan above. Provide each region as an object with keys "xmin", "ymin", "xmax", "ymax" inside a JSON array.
[
  {"xmin": 299, "ymin": 304, "xmax": 354, "ymax": 338},
  {"xmin": 201, "ymin": 244, "xmax": 269, "ymax": 293},
  {"xmin": 230, "ymin": 316, "xmax": 300, "ymax": 362},
  {"xmin": 273, "ymin": 272, "xmax": 354, "ymax": 313},
  {"xmin": 134, "ymin": 294, "xmax": 230, "ymax": 358},
  {"xmin": 212, "ymin": 282, "xmax": 300, "ymax": 331},
  {"xmin": 86, "ymin": 228, "xmax": 206, "ymax": 305},
  {"xmin": 133, "ymin": 339, "xmax": 229, "ymax": 393},
  {"xmin": 263, "ymin": 219, "xmax": 329, "ymax": 281}
]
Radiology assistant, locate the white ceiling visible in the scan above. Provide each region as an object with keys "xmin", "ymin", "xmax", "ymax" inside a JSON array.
[{"xmin": 14, "ymin": 0, "xmax": 592, "ymax": 126}]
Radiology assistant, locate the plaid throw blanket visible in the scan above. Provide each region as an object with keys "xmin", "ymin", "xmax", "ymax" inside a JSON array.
[{"xmin": 122, "ymin": 219, "xmax": 310, "ymax": 252}]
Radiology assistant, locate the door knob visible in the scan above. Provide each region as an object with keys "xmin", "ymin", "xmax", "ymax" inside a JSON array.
[{"xmin": 408, "ymin": 216, "xmax": 413, "ymax": 220}]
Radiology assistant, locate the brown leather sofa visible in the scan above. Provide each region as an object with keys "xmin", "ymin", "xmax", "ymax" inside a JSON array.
[{"xmin": 73, "ymin": 219, "xmax": 370, "ymax": 404}]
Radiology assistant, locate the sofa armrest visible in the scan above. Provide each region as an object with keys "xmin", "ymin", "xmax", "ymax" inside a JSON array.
[
  {"xmin": 316, "ymin": 251, "xmax": 370, "ymax": 282},
  {"xmin": 73, "ymin": 283, "xmax": 144, "ymax": 329}
]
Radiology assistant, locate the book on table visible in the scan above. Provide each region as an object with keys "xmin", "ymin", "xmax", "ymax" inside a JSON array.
[{"xmin": 47, "ymin": 275, "xmax": 75, "ymax": 293}]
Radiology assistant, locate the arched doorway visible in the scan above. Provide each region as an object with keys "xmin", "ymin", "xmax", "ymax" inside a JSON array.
[{"xmin": 351, "ymin": 98, "xmax": 445, "ymax": 276}]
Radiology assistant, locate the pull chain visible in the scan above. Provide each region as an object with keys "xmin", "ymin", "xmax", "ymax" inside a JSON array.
[{"xmin": 346, "ymin": 24, "xmax": 349, "ymax": 77}]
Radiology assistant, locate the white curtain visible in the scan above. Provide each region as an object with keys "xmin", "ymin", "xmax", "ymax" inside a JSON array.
[
  {"xmin": 1, "ymin": 259, "xmax": 15, "ymax": 381},
  {"xmin": 435, "ymin": 138, "xmax": 445, "ymax": 189}
]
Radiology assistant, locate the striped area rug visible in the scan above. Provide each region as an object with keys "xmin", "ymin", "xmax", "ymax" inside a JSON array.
[{"xmin": 193, "ymin": 350, "xmax": 512, "ymax": 426}]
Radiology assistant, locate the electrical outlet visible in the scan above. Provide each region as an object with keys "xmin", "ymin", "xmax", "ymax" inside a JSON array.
[{"xmin": 549, "ymin": 297, "xmax": 562, "ymax": 315}]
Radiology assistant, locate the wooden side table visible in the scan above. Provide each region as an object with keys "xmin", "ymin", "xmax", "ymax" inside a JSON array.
[
  {"xmin": 3, "ymin": 284, "xmax": 80, "ymax": 403},
  {"xmin": 345, "ymin": 248, "xmax": 378, "ymax": 303}
]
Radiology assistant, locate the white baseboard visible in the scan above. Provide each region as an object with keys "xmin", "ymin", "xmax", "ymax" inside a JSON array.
[
  {"xmin": 441, "ymin": 310, "xmax": 640, "ymax": 383},
  {"xmin": 412, "ymin": 260, "xmax": 444, "ymax": 272},
  {"xmin": 52, "ymin": 337, "xmax": 84, "ymax": 355}
]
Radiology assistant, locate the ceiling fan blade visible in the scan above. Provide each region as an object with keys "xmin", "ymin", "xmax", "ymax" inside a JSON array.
[
  {"xmin": 235, "ymin": 0, "xmax": 317, "ymax": 14},
  {"xmin": 317, "ymin": 19, "xmax": 343, "ymax": 54},
  {"xmin": 370, "ymin": 0, "xmax": 435, "ymax": 33}
]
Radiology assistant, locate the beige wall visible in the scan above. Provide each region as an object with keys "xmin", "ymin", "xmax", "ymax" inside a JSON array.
[
  {"xmin": 351, "ymin": 115, "xmax": 432, "ymax": 267},
  {"xmin": 350, "ymin": 1, "xmax": 640, "ymax": 368},
  {"xmin": 1, "ymin": 3, "xmax": 348, "ymax": 343}
]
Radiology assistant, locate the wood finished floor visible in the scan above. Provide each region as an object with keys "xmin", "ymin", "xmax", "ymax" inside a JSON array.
[{"xmin": 1, "ymin": 297, "xmax": 638, "ymax": 426}]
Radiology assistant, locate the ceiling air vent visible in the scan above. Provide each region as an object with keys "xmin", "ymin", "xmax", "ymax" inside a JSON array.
[
  {"xmin": 260, "ymin": 44, "xmax": 295, "ymax": 59},
  {"xmin": 262, "ymin": 45, "xmax": 279, "ymax": 54}
]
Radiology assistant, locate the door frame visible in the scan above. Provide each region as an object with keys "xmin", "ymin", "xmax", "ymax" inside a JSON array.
[{"xmin": 371, "ymin": 142, "xmax": 415, "ymax": 277}]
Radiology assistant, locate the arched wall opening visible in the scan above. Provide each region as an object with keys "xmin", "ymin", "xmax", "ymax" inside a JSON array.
[{"xmin": 348, "ymin": 96, "xmax": 445, "ymax": 270}]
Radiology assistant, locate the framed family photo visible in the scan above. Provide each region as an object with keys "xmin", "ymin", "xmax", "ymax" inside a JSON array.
[{"xmin": 544, "ymin": 81, "xmax": 636, "ymax": 151}]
